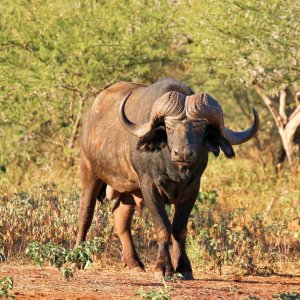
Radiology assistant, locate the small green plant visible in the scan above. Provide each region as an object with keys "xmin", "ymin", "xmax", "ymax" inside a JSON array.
[
  {"xmin": 62, "ymin": 267, "xmax": 74, "ymax": 281},
  {"xmin": 0, "ymin": 251, "xmax": 5, "ymax": 263},
  {"xmin": 0, "ymin": 277, "xmax": 15, "ymax": 299},
  {"xmin": 229, "ymin": 285, "xmax": 239, "ymax": 292},
  {"xmin": 273, "ymin": 293, "xmax": 300, "ymax": 300},
  {"xmin": 197, "ymin": 190, "xmax": 218, "ymax": 205},
  {"xmin": 25, "ymin": 238, "xmax": 104, "ymax": 280},
  {"xmin": 164, "ymin": 273, "xmax": 184, "ymax": 282},
  {"xmin": 187, "ymin": 206, "xmax": 294, "ymax": 275},
  {"xmin": 25, "ymin": 241, "xmax": 67, "ymax": 268},
  {"xmin": 137, "ymin": 279, "xmax": 172, "ymax": 300},
  {"xmin": 65, "ymin": 237, "xmax": 103, "ymax": 269}
]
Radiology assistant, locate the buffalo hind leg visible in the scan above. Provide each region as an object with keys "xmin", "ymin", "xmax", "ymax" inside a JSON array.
[
  {"xmin": 75, "ymin": 156, "xmax": 103, "ymax": 247},
  {"xmin": 113, "ymin": 193, "xmax": 144, "ymax": 271}
]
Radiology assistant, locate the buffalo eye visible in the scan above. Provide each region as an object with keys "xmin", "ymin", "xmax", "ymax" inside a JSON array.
[{"xmin": 192, "ymin": 121, "xmax": 207, "ymax": 134}]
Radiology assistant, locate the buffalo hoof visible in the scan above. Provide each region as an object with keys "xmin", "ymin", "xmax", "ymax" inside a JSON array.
[
  {"xmin": 154, "ymin": 271, "xmax": 165, "ymax": 280},
  {"xmin": 181, "ymin": 272, "xmax": 194, "ymax": 280},
  {"xmin": 130, "ymin": 265, "xmax": 145, "ymax": 273},
  {"xmin": 154, "ymin": 270, "xmax": 174, "ymax": 281}
]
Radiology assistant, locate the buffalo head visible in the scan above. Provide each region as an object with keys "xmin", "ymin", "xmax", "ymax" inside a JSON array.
[{"xmin": 119, "ymin": 91, "xmax": 259, "ymax": 166}]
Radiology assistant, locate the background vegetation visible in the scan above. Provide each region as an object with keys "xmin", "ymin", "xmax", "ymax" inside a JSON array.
[{"xmin": 0, "ymin": 0, "xmax": 299, "ymax": 276}]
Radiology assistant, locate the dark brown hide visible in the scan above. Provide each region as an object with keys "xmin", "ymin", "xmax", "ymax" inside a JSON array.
[{"xmin": 76, "ymin": 78, "xmax": 259, "ymax": 279}]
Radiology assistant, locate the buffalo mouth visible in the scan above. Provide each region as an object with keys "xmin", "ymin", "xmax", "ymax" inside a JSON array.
[{"xmin": 171, "ymin": 160, "xmax": 195, "ymax": 167}]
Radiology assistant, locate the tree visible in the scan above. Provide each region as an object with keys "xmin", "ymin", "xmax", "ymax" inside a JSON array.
[
  {"xmin": 0, "ymin": 0, "xmax": 180, "ymax": 183},
  {"xmin": 185, "ymin": 0, "xmax": 300, "ymax": 165}
]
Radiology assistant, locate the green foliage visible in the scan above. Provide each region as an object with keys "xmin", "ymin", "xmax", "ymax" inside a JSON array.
[
  {"xmin": 1, "ymin": 0, "xmax": 299, "ymax": 187},
  {"xmin": 0, "ymin": 184, "xmax": 151, "ymax": 256},
  {"xmin": 25, "ymin": 241, "xmax": 67, "ymax": 268},
  {"xmin": 62, "ymin": 267, "xmax": 74, "ymax": 281},
  {"xmin": 164, "ymin": 273, "xmax": 184, "ymax": 283},
  {"xmin": 273, "ymin": 293, "xmax": 300, "ymax": 300},
  {"xmin": 0, "ymin": 0, "xmax": 300, "ymax": 185},
  {"xmin": 1, "ymin": 155, "xmax": 299, "ymax": 275},
  {"xmin": 137, "ymin": 279, "xmax": 171, "ymax": 300},
  {"xmin": 197, "ymin": 190, "xmax": 218, "ymax": 205},
  {"xmin": 186, "ymin": 0, "xmax": 300, "ymax": 91},
  {"xmin": 0, "ymin": 277, "xmax": 15, "ymax": 300},
  {"xmin": 184, "ymin": 0, "xmax": 300, "ymax": 161},
  {"xmin": 187, "ymin": 205, "xmax": 295, "ymax": 275},
  {"xmin": 65, "ymin": 237, "xmax": 103, "ymax": 269},
  {"xmin": 25, "ymin": 237, "xmax": 104, "ymax": 279},
  {"xmin": 0, "ymin": 2, "xmax": 299, "ymax": 291},
  {"xmin": 0, "ymin": 186, "xmax": 80, "ymax": 251},
  {"xmin": 0, "ymin": 158, "xmax": 299, "ymax": 275},
  {"xmin": 0, "ymin": 252, "xmax": 5, "ymax": 263},
  {"xmin": 0, "ymin": 0, "xmax": 180, "ymax": 184}
]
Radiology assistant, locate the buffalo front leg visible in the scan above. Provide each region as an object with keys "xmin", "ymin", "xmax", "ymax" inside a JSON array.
[
  {"xmin": 113, "ymin": 193, "xmax": 144, "ymax": 271},
  {"xmin": 141, "ymin": 182, "xmax": 173, "ymax": 279},
  {"xmin": 75, "ymin": 157, "xmax": 103, "ymax": 247},
  {"xmin": 171, "ymin": 199, "xmax": 196, "ymax": 280}
]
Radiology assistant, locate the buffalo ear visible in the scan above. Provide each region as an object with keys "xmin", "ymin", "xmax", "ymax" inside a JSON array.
[
  {"xmin": 206, "ymin": 125, "xmax": 235, "ymax": 158},
  {"xmin": 206, "ymin": 140, "xmax": 220, "ymax": 157},
  {"xmin": 137, "ymin": 126, "xmax": 167, "ymax": 152},
  {"xmin": 217, "ymin": 136, "xmax": 235, "ymax": 158}
]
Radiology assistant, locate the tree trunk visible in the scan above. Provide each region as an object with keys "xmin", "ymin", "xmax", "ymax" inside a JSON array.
[
  {"xmin": 285, "ymin": 106, "xmax": 300, "ymax": 163},
  {"xmin": 254, "ymin": 84, "xmax": 300, "ymax": 166}
]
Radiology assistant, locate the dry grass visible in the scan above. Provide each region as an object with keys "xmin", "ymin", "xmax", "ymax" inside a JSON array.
[{"xmin": 0, "ymin": 155, "xmax": 299, "ymax": 276}]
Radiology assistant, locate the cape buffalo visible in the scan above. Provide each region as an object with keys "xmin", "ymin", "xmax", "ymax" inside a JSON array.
[{"xmin": 75, "ymin": 78, "xmax": 259, "ymax": 279}]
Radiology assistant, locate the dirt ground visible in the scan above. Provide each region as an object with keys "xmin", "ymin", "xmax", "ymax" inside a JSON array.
[{"xmin": 1, "ymin": 264, "xmax": 299, "ymax": 300}]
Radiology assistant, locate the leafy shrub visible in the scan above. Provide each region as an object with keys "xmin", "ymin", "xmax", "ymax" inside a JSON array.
[
  {"xmin": 137, "ymin": 279, "xmax": 171, "ymax": 300},
  {"xmin": 273, "ymin": 293, "xmax": 300, "ymax": 300},
  {"xmin": 0, "ymin": 251, "xmax": 5, "ymax": 263},
  {"xmin": 65, "ymin": 237, "xmax": 103, "ymax": 269},
  {"xmin": 0, "ymin": 183, "xmax": 299, "ymax": 276},
  {"xmin": 25, "ymin": 238, "xmax": 103, "ymax": 279},
  {"xmin": 188, "ymin": 204, "xmax": 296, "ymax": 275},
  {"xmin": 0, "ymin": 277, "xmax": 15, "ymax": 299},
  {"xmin": 197, "ymin": 190, "xmax": 218, "ymax": 205},
  {"xmin": 25, "ymin": 241, "xmax": 67, "ymax": 268}
]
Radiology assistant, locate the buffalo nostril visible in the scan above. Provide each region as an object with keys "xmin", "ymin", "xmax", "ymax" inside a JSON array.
[{"xmin": 173, "ymin": 149, "xmax": 179, "ymax": 156}]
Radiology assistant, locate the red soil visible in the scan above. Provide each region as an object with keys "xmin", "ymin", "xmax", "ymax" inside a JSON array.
[{"xmin": 1, "ymin": 264, "xmax": 299, "ymax": 299}]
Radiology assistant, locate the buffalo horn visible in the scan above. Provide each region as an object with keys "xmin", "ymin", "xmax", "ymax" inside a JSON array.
[
  {"xmin": 224, "ymin": 108, "xmax": 260, "ymax": 145},
  {"xmin": 119, "ymin": 92, "xmax": 152, "ymax": 137},
  {"xmin": 119, "ymin": 91, "xmax": 185, "ymax": 138}
]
